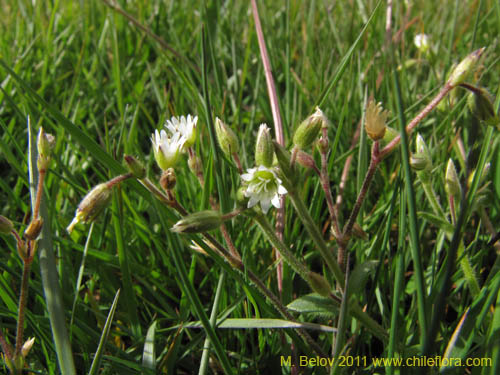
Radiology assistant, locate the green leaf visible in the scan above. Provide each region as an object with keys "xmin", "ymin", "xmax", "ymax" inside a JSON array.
[{"xmin": 287, "ymin": 293, "xmax": 339, "ymax": 318}]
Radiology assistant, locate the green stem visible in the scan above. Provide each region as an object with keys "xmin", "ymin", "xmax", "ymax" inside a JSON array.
[
  {"xmin": 15, "ymin": 261, "xmax": 32, "ymax": 356},
  {"xmin": 286, "ymin": 190, "xmax": 344, "ymax": 287},
  {"xmin": 253, "ymin": 214, "xmax": 310, "ymax": 283},
  {"xmin": 419, "ymin": 175, "xmax": 446, "ymax": 219}
]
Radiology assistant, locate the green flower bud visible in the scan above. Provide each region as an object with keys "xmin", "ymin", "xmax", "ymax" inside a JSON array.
[
  {"xmin": 215, "ymin": 117, "xmax": 239, "ymax": 157},
  {"xmin": 445, "ymin": 159, "xmax": 461, "ymax": 200},
  {"xmin": 447, "ymin": 48, "xmax": 485, "ymax": 87},
  {"xmin": 292, "ymin": 107, "xmax": 325, "ymax": 149},
  {"xmin": 467, "ymin": 88, "xmax": 499, "ymax": 128},
  {"xmin": 124, "ymin": 155, "xmax": 146, "ymax": 179},
  {"xmin": 24, "ymin": 218, "xmax": 43, "ymax": 241},
  {"xmin": 0, "ymin": 215, "xmax": 14, "ymax": 234},
  {"xmin": 37, "ymin": 127, "xmax": 55, "ymax": 159},
  {"xmin": 296, "ymin": 150, "xmax": 318, "ymax": 171},
  {"xmin": 365, "ymin": 99, "xmax": 389, "ymax": 141},
  {"xmin": 67, "ymin": 183, "xmax": 112, "ymax": 233},
  {"xmin": 307, "ymin": 272, "xmax": 331, "ymax": 297},
  {"xmin": 467, "ymin": 162, "xmax": 490, "ymax": 188},
  {"xmin": 255, "ymin": 124, "xmax": 274, "ymax": 167},
  {"xmin": 411, "ymin": 134, "xmax": 432, "ymax": 171},
  {"xmin": 171, "ymin": 210, "xmax": 222, "ymax": 234},
  {"xmin": 37, "ymin": 127, "xmax": 55, "ymax": 170},
  {"xmin": 236, "ymin": 186, "xmax": 249, "ymax": 208}
]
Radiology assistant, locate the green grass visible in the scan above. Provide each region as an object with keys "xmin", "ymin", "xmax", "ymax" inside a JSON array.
[{"xmin": 0, "ymin": 0, "xmax": 499, "ymax": 374}]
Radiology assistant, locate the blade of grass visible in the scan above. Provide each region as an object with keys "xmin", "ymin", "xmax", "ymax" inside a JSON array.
[
  {"xmin": 390, "ymin": 53, "xmax": 428, "ymax": 347},
  {"xmin": 28, "ymin": 117, "xmax": 76, "ymax": 375},
  {"xmin": 88, "ymin": 289, "xmax": 121, "ymax": 375}
]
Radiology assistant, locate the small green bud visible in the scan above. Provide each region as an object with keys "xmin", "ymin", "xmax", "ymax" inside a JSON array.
[
  {"xmin": 447, "ymin": 48, "xmax": 485, "ymax": 87},
  {"xmin": 255, "ymin": 124, "xmax": 274, "ymax": 167},
  {"xmin": 37, "ymin": 127, "xmax": 55, "ymax": 170},
  {"xmin": 467, "ymin": 162, "xmax": 490, "ymax": 188},
  {"xmin": 236, "ymin": 186, "xmax": 249, "ymax": 208},
  {"xmin": 307, "ymin": 272, "xmax": 331, "ymax": 297},
  {"xmin": 124, "ymin": 155, "xmax": 146, "ymax": 179},
  {"xmin": 365, "ymin": 99, "xmax": 389, "ymax": 141},
  {"xmin": 411, "ymin": 134, "xmax": 432, "ymax": 171},
  {"xmin": 467, "ymin": 88, "xmax": 499, "ymax": 128},
  {"xmin": 160, "ymin": 168, "xmax": 177, "ymax": 191},
  {"xmin": 215, "ymin": 117, "xmax": 239, "ymax": 157},
  {"xmin": 293, "ymin": 107, "xmax": 325, "ymax": 149},
  {"xmin": 37, "ymin": 127, "xmax": 55, "ymax": 159},
  {"xmin": 445, "ymin": 159, "xmax": 461, "ymax": 200},
  {"xmin": 171, "ymin": 210, "xmax": 222, "ymax": 234},
  {"xmin": 24, "ymin": 218, "xmax": 43, "ymax": 241},
  {"xmin": 296, "ymin": 150, "xmax": 317, "ymax": 171},
  {"xmin": 0, "ymin": 215, "xmax": 14, "ymax": 234},
  {"xmin": 67, "ymin": 183, "xmax": 112, "ymax": 233}
]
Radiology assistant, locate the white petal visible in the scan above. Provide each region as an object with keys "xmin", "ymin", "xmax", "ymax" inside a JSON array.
[
  {"xmin": 260, "ymin": 199, "xmax": 272, "ymax": 213},
  {"xmin": 271, "ymin": 195, "xmax": 281, "ymax": 209},
  {"xmin": 247, "ymin": 196, "xmax": 259, "ymax": 208},
  {"xmin": 278, "ymin": 185, "xmax": 287, "ymax": 194}
]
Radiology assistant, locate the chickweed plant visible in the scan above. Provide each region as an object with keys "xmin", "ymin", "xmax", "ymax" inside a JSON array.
[{"xmin": 0, "ymin": 1, "xmax": 499, "ymax": 374}]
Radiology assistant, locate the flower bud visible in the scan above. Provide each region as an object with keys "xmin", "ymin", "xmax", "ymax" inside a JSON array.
[
  {"xmin": 236, "ymin": 186, "xmax": 249, "ymax": 208},
  {"xmin": 37, "ymin": 127, "xmax": 55, "ymax": 159},
  {"xmin": 37, "ymin": 127, "xmax": 55, "ymax": 170},
  {"xmin": 292, "ymin": 107, "xmax": 325, "ymax": 149},
  {"xmin": 467, "ymin": 88, "xmax": 499, "ymax": 128},
  {"xmin": 414, "ymin": 33, "xmax": 430, "ymax": 54},
  {"xmin": 215, "ymin": 117, "xmax": 239, "ymax": 157},
  {"xmin": 171, "ymin": 210, "xmax": 222, "ymax": 234},
  {"xmin": 0, "ymin": 215, "xmax": 14, "ymax": 234},
  {"xmin": 67, "ymin": 183, "xmax": 112, "ymax": 233},
  {"xmin": 307, "ymin": 272, "xmax": 331, "ymax": 297},
  {"xmin": 124, "ymin": 155, "xmax": 146, "ymax": 179},
  {"xmin": 296, "ymin": 150, "xmax": 318, "ymax": 171},
  {"xmin": 21, "ymin": 337, "xmax": 35, "ymax": 358},
  {"xmin": 160, "ymin": 168, "xmax": 177, "ymax": 191},
  {"xmin": 365, "ymin": 99, "xmax": 389, "ymax": 141},
  {"xmin": 411, "ymin": 134, "xmax": 432, "ymax": 171},
  {"xmin": 24, "ymin": 218, "xmax": 43, "ymax": 241},
  {"xmin": 447, "ymin": 48, "xmax": 485, "ymax": 87},
  {"xmin": 445, "ymin": 159, "xmax": 461, "ymax": 200},
  {"xmin": 467, "ymin": 162, "xmax": 490, "ymax": 188},
  {"xmin": 255, "ymin": 124, "xmax": 274, "ymax": 167}
]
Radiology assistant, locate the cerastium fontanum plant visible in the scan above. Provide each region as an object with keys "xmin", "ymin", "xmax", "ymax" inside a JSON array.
[
  {"xmin": 58, "ymin": 46, "xmax": 498, "ymax": 372},
  {"xmin": 0, "ymin": 127, "xmax": 55, "ymax": 374}
]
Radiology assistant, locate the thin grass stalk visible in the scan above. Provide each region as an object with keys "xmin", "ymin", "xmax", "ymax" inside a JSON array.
[
  {"xmin": 198, "ymin": 271, "xmax": 226, "ymax": 375},
  {"xmin": 27, "ymin": 119, "xmax": 76, "ymax": 374},
  {"xmin": 391, "ymin": 62, "xmax": 428, "ymax": 347}
]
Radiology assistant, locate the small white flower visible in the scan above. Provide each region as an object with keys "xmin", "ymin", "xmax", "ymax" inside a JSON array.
[
  {"xmin": 414, "ymin": 33, "xmax": 430, "ymax": 53},
  {"xmin": 165, "ymin": 115, "xmax": 198, "ymax": 150},
  {"xmin": 241, "ymin": 165, "xmax": 287, "ymax": 213},
  {"xmin": 151, "ymin": 129, "xmax": 183, "ymax": 170}
]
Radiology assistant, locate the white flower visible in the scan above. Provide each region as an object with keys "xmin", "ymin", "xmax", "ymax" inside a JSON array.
[
  {"xmin": 165, "ymin": 114, "xmax": 198, "ymax": 150},
  {"xmin": 414, "ymin": 33, "xmax": 430, "ymax": 53},
  {"xmin": 241, "ymin": 165, "xmax": 287, "ymax": 213},
  {"xmin": 151, "ymin": 129, "xmax": 183, "ymax": 170}
]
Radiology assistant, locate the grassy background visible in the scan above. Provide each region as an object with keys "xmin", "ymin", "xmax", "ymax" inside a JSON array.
[{"xmin": 0, "ymin": 0, "xmax": 499, "ymax": 373}]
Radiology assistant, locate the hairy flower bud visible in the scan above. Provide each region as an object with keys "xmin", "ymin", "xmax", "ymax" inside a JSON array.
[
  {"xmin": 445, "ymin": 159, "xmax": 461, "ymax": 200},
  {"xmin": 37, "ymin": 127, "xmax": 55, "ymax": 170},
  {"xmin": 124, "ymin": 155, "xmax": 146, "ymax": 179},
  {"xmin": 411, "ymin": 134, "xmax": 432, "ymax": 171},
  {"xmin": 215, "ymin": 117, "xmax": 239, "ymax": 157},
  {"xmin": 255, "ymin": 124, "xmax": 274, "ymax": 167},
  {"xmin": 160, "ymin": 168, "xmax": 177, "ymax": 191},
  {"xmin": 365, "ymin": 100, "xmax": 389, "ymax": 141},
  {"xmin": 171, "ymin": 210, "xmax": 222, "ymax": 234},
  {"xmin": 21, "ymin": 337, "xmax": 35, "ymax": 358},
  {"xmin": 467, "ymin": 88, "xmax": 499, "ymax": 128},
  {"xmin": 447, "ymin": 48, "xmax": 485, "ymax": 87},
  {"xmin": 307, "ymin": 272, "xmax": 331, "ymax": 297},
  {"xmin": 292, "ymin": 107, "xmax": 325, "ymax": 149},
  {"xmin": 67, "ymin": 183, "xmax": 112, "ymax": 233},
  {"xmin": 0, "ymin": 215, "xmax": 14, "ymax": 234},
  {"xmin": 24, "ymin": 218, "xmax": 43, "ymax": 241}
]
